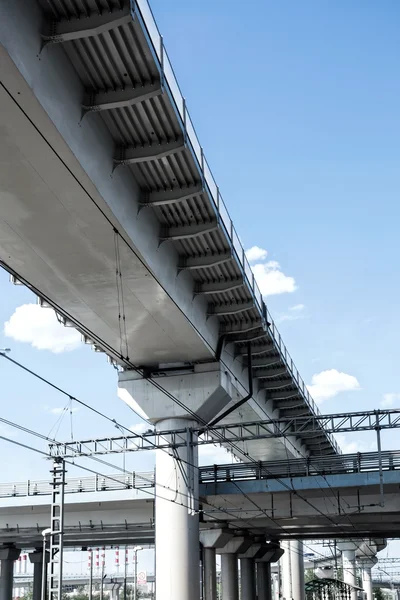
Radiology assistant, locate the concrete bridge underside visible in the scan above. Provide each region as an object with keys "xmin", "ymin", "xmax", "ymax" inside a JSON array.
[{"xmin": 0, "ymin": 0, "xmax": 338, "ymax": 464}]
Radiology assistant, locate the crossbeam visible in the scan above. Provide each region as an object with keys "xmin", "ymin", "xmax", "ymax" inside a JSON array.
[
  {"xmin": 196, "ymin": 277, "xmax": 244, "ymax": 294},
  {"xmin": 83, "ymin": 82, "xmax": 162, "ymax": 112},
  {"xmin": 115, "ymin": 137, "xmax": 185, "ymax": 164},
  {"xmin": 162, "ymin": 221, "xmax": 218, "ymax": 241},
  {"xmin": 42, "ymin": 5, "xmax": 133, "ymax": 44},
  {"xmin": 142, "ymin": 183, "xmax": 203, "ymax": 206},
  {"xmin": 48, "ymin": 409, "xmax": 400, "ymax": 458},
  {"xmin": 209, "ymin": 300, "xmax": 254, "ymax": 316},
  {"xmin": 180, "ymin": 251, "xmax": 232, "ymax": 271}
]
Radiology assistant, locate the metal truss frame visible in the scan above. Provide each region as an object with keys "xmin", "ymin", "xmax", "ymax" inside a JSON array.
[{"xmin": 48, "ymin": 408, "xmax": 400, "ymax": 458}]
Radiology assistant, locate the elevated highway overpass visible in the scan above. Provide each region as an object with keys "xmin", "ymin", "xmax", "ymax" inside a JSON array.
[
  {"xmin": 0, "ymin": 0, "xmax": 337, "ymax": 461},
  {"xmin": 0, "ymin": 451, "xmax": 398, "ymax": 547},
  {"xmin": 0, "ymin": 1, "xmax": 345, "ymax": 599}
]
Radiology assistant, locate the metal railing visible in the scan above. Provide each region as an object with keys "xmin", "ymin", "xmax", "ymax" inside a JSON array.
[
  {"xmin": 1, "ymin": 451, "xmax": 398, "ymax": 499},
  {"xmin": 0, "ymin": 471, "xmax": 154, "ymax": 498},
  {"xmin": 198, "ymin": 450, "xmax": 400, "ymax": 484},
  {"xmin": 133, "ymin": 0, "xmax": 338, "ymax": 453}
]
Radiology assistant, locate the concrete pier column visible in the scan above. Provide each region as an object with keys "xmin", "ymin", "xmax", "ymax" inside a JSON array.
[
  {"xmin": 0, "ymin": 545, "xmax": 20, "ymax": 600},
  {"xmin": 257, "ymin": 543, "xmax": 283, "ymax": 600},
  {"xmin": 200, "ymin": 529, "xmax": 232, "ymax": 600},
  {"xmin": 240, "ymin": 558, "xmax": 256, "ymax": 600},
  {"xmin": 221, "ymin": 555, "xmax": 239, "ymax": 600},
  {"xmin": 290, "ymin": 540, "xmax": 305, "ymax": 600},
  {"xmin": 257, "ymin": 562, "xmax": 272, "ymax": 600},
  {"xmin": 29, "ymin": 549, "xmax": 50, "ymax": 600},
  {"xmin": 358, "ymin": 557, "xmax": 377, "ymax": 600},
  {"xmin": 203, "ymin": 548, "xmax": 217, "ymax": 600},
  {"xmin": 219, "ymin": 537, "xmax": 252, "ymax": 600},
  {"xmin": 156, "ymin": 417, "xmax": 199, "ymax": 600},
  {"xmin": 119, "ymin": 363, "xmax": 238, "ymax": 600},
  {"xmin": 280, "ymin": 541, "xmax": 292, "ymax": 600},
  {"xmin": 338, "ymin": 542, "xmax": 359, "ymax": 600}
]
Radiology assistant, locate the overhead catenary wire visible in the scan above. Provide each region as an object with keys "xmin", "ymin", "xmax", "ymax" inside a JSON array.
[
  {"xmin": 0, "ymin": 352, "xmax": 382, "ymax": 563},
  {"xmin": 0, "ymin": 429, "xmax": 371, "ymax": 577},
  {"xmin": 0, "ymin": 415, "xmax": 380, "ymax": 573}
]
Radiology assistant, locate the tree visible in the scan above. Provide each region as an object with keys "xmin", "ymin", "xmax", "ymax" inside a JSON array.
[{"xmin": 305, "ymin": 569, "xmax": 315, "ymax": 583}]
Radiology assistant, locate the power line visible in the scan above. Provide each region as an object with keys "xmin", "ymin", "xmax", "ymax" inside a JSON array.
[{"xmin": 0, "ymin": 354, "xmax": 380, "ymax": 565}]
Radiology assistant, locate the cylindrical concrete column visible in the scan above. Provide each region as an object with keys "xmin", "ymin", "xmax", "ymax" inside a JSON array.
[
  {"xmin": 29, "ymin": 549, "xmax": 49, "ymax": 600},
  {"xmin": 240, "ymin": 558, "xmax": 256, "ymax": 600},
  {"xmin": 0, "ymin": 546, "xmax": 20, "ymax": 600},
  {"xmin": 257, "ymin": 562, "xmax": 272, "ymax": 600},
  {"xmin": 155, "ymin": 418, "xmax": 199, "ymax": 600},
  {"xmin": 342, "ymin": 549, "xmax": 357, "ymax": 600},
  {"xmin": 280, "ymin": 541, "xmax": 292, "ymax": 600},
  {"xmin": 290, "ymin": 541, "xmax": 305, "ymax": 600},
  {"xmin": 203, "ymin": 547, "xmax": 217, "ymax": 600},
  {"xmin": 362, "ymin": 566, "xmax": 373, "ymax": 600},
  {"xmin": 221, "ymin": 554, "xmax": 239, "ymax": 600}
]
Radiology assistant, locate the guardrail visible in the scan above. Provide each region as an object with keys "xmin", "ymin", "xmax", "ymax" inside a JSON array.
[
  {"xmin": 0, "ymin": 451, "xmax": 398, "ymax": 499},
  {"xmin": 198, "ymin": 450, "xmax": 400, "ymax": 484},
  {"xmin": 0, "ymin": 472, "xmax": 154, "ymax": 498},
  {"xmin": 132, "ymin": 0, "xmax": 338, "ymax": 453}
]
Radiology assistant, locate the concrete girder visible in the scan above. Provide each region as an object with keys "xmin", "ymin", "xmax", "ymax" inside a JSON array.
[
  {"xmin": 42, "ymin": 5, "xmax": 133, "ymax": 44},
  {"xmin": 83, "ymin": 81, "xmax": 162, "ymax": 112},
  {"xmin": 209, "ymin": 300, "xmax": 254, "ymax": 316},
  {"xmin": 232, "ymin": 330, "xmax": 268, "ymax": 344},
  {"xmin": 142, "ymin": 182, "xmax": 204, "ymax": 206},
  {"xmin": 179, "ymin": 251, "xmax": 232, "ymax": 271},
  {"xmin": 246, "ymin": 356, "xmax": 281, "ymax": 368},
  {"xmin": 163, "ymin": 221, "xmax": 219, "ymax": 241},
  {"xmin": 254, "ymin": 367, "xmax": 288, "ymax": 379},
  {"xmin": 267, "ymin": 390, "xmax": 299, "ymax": 400},
  {"xmin": 221, "ymin": 321, "xmax": 262, "ymax": 336},
  {"xmin": 262, "ymin": 379, "xmax": 293, "ymax": 390},
  {"xmin": 115, "ymin": 137, "xmax": 185, "ymax": 164},
  {"xmin": 236, "ymin": 343, "xmax": 274, "ymax": 356},
  {"xmin": 196, "ymin": 277, "xmax": 244, "ymax": 294}
]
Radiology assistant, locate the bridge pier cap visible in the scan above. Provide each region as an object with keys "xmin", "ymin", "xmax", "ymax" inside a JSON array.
[{"xmin": 118, "ymin": 363, "xmax": 237, "ymax": 423}]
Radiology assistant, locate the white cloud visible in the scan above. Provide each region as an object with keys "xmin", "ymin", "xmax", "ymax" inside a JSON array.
[
  {"xmin": 252, "ymin": 261, "xmax": 297, "ymax": 296},
  {"xmin": 381, "ymin": 393, "xmax": 400, "ymax": 408},
  {"xmin": 290, "ymin": 304, "xmax": 305, "ymax": 312},
  {"xmin": 246, "ymin": 246, "xmax": 268, "ymax": 263},
  {"xmin": 307, "ymin": 369, "xmax": 360, "ymax": 404},
  {"xmin": 245, "ymin": 246, "xmax": 296, "ymax": 296},
  {"xmin": 336, "ymin": 434, "xmax": 376, "ymax": 454},
  {"xmin": 4, "ymin": 304, "xmax": 81, "ymax": 353},
  {"xmin": 130, "ymin": 423, "xmax": 151, "ymax": 435}
]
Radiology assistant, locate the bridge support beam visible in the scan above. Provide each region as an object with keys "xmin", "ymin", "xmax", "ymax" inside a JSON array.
[
  {"xmin": 0, "ymin": 545, "xmax": 20, "ymax": 600},
  {"xmin": 119, "ymin": 365, "xmax": 238, "ymax": 600},
  {"xmin": 29, "ymin": 549, "xmax": 49, "ymax": 600}
]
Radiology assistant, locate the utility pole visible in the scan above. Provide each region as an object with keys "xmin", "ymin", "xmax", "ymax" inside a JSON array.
[{"xmin": 89, "ymin": 549, "xmax": 93, "ymax": 600}]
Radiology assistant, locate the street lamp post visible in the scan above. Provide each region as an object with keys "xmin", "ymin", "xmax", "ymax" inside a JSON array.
[
  {"xmin": 133, "ymin": 547, "xmax": 143, "ymax": 600},
  {"xmin": 41, "ymin": 528, "xmax": 51, "ymax": 600}
]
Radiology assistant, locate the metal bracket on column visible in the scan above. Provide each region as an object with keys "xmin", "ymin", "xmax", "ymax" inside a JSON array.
[{"xmin": 49, "ymin": 458, "xmax": 66, "ymax": 600}]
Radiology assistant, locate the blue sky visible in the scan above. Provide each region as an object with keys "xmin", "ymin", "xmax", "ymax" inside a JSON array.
[{"xmin": 0, "ymin": 0, "xmax": 399, "ymax": 565}]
